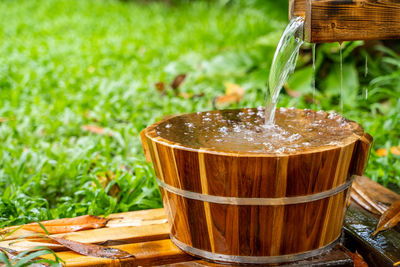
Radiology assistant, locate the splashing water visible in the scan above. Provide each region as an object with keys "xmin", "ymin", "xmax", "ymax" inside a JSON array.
[
  {"xmin": 265, "ymin": 17, "xmax": 304, "ymax": 125},
  {"xmin": 156, "ymin": 108, "xmax": 364, "ymax": 154},
  {"xmin": 364, "ymin": 55, "xmax": 368, "ymax": 100}
]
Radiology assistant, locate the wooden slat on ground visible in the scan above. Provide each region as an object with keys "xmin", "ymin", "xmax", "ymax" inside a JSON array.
[
  {"xmin": 344, "ymin": 177, "xmax": 400, "ymax": 267},
  {"xmin": 40, "ymin": 239, "xmax": 193, "ymax": 267}
]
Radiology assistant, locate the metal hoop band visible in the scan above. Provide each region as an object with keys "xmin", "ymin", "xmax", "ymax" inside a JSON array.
[
  {"xmin": 170, "ymin": 234, "xmax": 340, "ymax": 264},
  {"xmin": 156, "ymin": 178, "xmax": 352, "ymax": 206}
]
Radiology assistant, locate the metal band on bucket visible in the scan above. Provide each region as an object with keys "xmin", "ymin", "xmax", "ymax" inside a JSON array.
[
  {"xmin": 170, "ymin": 234, "xmax": 340, "ymax": 264},
  {"xmin": 156, "ymin": 178, "xmax": 352, "ymax": 205}
]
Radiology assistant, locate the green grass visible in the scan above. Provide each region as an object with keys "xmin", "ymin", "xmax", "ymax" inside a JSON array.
[{"xmin": 0, "ymin": 0, "xmax": 399, "ymax": 229}]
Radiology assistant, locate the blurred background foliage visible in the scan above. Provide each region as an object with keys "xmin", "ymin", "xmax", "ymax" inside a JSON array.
[{"xmin": 0, "ymin": 0, "xmax": 399, "ymax": 227}]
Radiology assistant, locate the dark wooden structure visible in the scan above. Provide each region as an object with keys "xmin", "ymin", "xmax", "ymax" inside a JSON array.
[
  {"xmin": 141, "ymin": 108, "xmax": 372, "ymax": 264},
  {"xmin": 290, "ymin": 0, "xmax": 400, "ymax": 43}
]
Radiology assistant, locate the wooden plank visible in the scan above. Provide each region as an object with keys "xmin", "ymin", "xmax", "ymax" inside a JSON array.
[
  {"xmin": 344, "ymin": 204, "xmax": 400, "ymax": 266},
  {"xmin": 344, "ymin": 176, "xmax": 400, "ymax": 266},
  {"xmin": 0, "ymin": 208, "xmax": 167, "ymax": 241},
  {"xmin": 305, "ymin": 0, "xmax": 400, "ymax": 43},
  {"xmin": 0, "ymin": 224, "xmax": 170, "ymax": 252},
  {"xmin": 40, "ymin": 239, "xmax": 194, "ymax": 267}
]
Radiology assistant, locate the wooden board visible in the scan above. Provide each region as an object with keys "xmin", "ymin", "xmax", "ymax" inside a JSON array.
[
  {"xmin": 344, "ymin": 176, "xmax": 400, "ymax": 266},
  {"xmin": 344, "ymin": 204, "xmax": 400, "ymax": 267},
  {"xmin": 289, "ymin": 0, "xmax": 306, "ymax": 20},
  {"xmin": 290, "ymin": 0, "xmax": 400, "ymax": 43}
]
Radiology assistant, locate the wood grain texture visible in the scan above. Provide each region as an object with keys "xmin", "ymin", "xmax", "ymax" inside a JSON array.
[
  {"xmin": 0, "ymin": 209, "xmax": 169, "ymax": 252},
  {"xmin": 142, "ymin": 108, "xmax": 372, "ymax": 263},
  {"xmin": 40, "ymin": 239, "xmax": 193, "ymax": 267},
  {"xmin": 304, "ymin": 0, "xmax": 400, "ymax": 43},
  {"xmin": 289, "ymin": 0, "xmax": 306, "ymax": 19},
  {"xmin": 344, "ymin": 204, "xmax": 400, "ymax": 267}
]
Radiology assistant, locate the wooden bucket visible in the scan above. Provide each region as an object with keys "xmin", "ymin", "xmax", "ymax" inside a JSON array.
[{"xmin": 141, "ymin": 108, "xmax": 372, "ymax": 265}]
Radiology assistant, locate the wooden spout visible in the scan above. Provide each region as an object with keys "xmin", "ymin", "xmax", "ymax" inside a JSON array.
[{"xmin": 290, "ymin": 0, "xmax": 400, "ymax": 43}]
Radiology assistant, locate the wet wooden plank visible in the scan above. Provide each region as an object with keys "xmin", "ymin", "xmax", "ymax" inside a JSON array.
[
  {"xmin": 305, "ymin": 0, "xmax": 400, "ymax": 43},
  {"xmin": 0, "ymin": 223, "xmax": 170, "ymax": 252},
  {"xmin": 289, "ymin": 0, "xmax": 306, "ymax": 19},
  {"xmin": 344, "ymin": 204, "xmax": 400, "ymax": 266},
  {"xmin": 0, "ymin": 208, "xmax": 167, "ymax": 241},
  {"xmin": 40, "ymin": 239, "xmax": 193, "ymax": 267}
]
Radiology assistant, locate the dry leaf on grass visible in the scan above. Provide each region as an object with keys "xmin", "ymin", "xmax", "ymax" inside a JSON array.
[
  {"xmin": 49, "ymin": 236, "xmax": 135, "ymax": 259},
  {"xmin": 82, "ymin": 125, "xmax": 113, "ymax": 137},
  {"xmin": 214, "ymin": 82, "xmax": 245, "ymax": 106},
  {"xmin": 373, "ymin": 200, "xmax": 400, "ymax": 236},
  {"xmin": 22, "ymin": 215, "xmax": 109, "ymax": 234},
  {"xmin": 155, "ymin": 82, "xmax": 166, "ymax": 93},
  {"xmin": 95, "ymin": 170, "xmax": 121, "ymax": 197},
  {"xmin": 170, "ymin": 74, "xmax": 186, "ymax": 90},
  {"xmin": 376, "ymin": 146, "xmax": 400, "ymax": 157},
  {"xmin": 345, "ymin": 251, "xmax": 369, "ymax": 267}
]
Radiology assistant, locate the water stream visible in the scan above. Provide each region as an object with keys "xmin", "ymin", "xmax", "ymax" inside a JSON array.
[
  {"xmin": 265, "ymin": 17, "xmax": 304, "ymax": 124},
  {"xmin": 312, "ymin": 44, "xmax": 317, "ymax": 109},
  {"xmin": 339, "ymin": 43, "xmax": 343, "ymax": 112},
  {"xmin": 364, "ymin": 55, "xmax": 368, "ymax": 100}
]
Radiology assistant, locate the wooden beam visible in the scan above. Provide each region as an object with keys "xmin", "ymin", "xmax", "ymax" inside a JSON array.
[
  {"xmin": 289, "ymin": 0, "xmax": 306, "ymax": 19},
  {"xmin": 344, "ymin": 205, "xmax": 400, "ymax": 267},
  {"xmin": 305, "ymin": 0, "xmax": 400, "ymax": 43}
]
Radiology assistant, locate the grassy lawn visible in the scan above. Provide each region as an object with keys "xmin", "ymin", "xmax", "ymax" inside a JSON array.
[{"xmin": 0, "ymin": 0, "xmax": 399, "ymax": 227}]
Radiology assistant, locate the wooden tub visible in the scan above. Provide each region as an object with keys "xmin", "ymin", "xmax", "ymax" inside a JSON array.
[{"xmin": 141, "ymin": 108, "xmax": 372, "ymax": 264}]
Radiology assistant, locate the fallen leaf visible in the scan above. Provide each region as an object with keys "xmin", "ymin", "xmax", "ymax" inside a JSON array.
[
  {"xmin": 22, "ymin": 215, "xmax": 109, "ymax": 234},
  {"xmin": 178, "ymin": 92, "xmax": 191, "ymax": 99},
  {"xmin": 345, "ymin": 251, "xmax": 368, "ymax": 267},
  {"xmin": 214, "ymin": 94, "xmax": 241, "ymax": 106},
  {"xmin": 214, "ymin": 82, "xmax": 245, "ymax": 106},
  {"xmin": 95, "ymin": 171, "xmax": 120, "ymax": 197},
  {"xmin": 391, "ymin": 146, "xmax": 400, "ymax": 155},
  {"xmin": 373, "ymin": 200, "xmax": 400, "ymax": 236},
  {"xmin": 49, "ymin": 236, "xmax": 135, "ymax": 259},
  {"xmin": 225, "ymin": 82, "xmax": 245, "ymax": 98},
  {"xmin": 376, "ymin": 146, "xmax": 400, "ymax": 157},
  {"xmin": 170, "ymin": 74, "xmax": 186, "ymax": 90},
  {"xmin": 82, "ymin": 125, "xmax": 113, "ymax": 137},
  {"xmin": 155, "ymin": 82, "xmax": 166, "ymax": 93},
  {"xmin": 351, "ymin": 182, "xmax": 387, "ymax": 215},
  {"xmin": 178, "ymin": 92, "xmax": 204, "ymax": 99}
]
